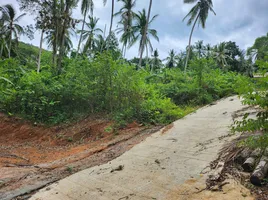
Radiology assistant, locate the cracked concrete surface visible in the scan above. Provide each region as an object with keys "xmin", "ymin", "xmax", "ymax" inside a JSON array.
[{"xmin": 30, "ymin": 96, "xmax": 246, "ymax": 200}]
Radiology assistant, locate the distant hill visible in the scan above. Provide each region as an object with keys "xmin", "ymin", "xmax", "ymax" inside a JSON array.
[
  {"xmin": 17, "ymin": 41, "xmax": 51, "ymax": 59},
  {"xmin": 14, "ymin": 41, "xmax": 52, "ymax": 68}
]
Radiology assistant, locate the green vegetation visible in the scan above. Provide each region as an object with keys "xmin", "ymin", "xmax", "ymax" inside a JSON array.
[
  {"xmin": 0, "ymin": 1, "xmax": 266, "ymax": 133},
  {"xmin": 0, "ymin": 52, "xmax": 244, "ymax": 126},
  {"xmin": 233, "ymin": 34, "xmax": 268, "ymax": 149}
]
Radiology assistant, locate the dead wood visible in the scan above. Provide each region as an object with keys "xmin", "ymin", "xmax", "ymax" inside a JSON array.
[
  {"xmin": 209, "ymin": 162, "xmax": 225, "ymax": 181},
  {"xmin": 242, "ymin": 148, "xmax": 262, "ymax": 172},
  {"xmin": 250, "ymin": 148, "xmax": 268, "ymax": 186}
]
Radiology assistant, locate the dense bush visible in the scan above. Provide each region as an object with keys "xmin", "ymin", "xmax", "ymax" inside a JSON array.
[
  {"xmin": 0, "ymin": 54, "xmax": 183, "ymax": 125},
  {"xmin": 0, "ymin": 53, "xmax": 245, "ymax": 126},
  {"xmin": 155, "ymin": 59, "xmax": 242, "ymax": 106},
  {"xmin": 232, "ymin": 56, "xmax": 268, "ymax": 149}
]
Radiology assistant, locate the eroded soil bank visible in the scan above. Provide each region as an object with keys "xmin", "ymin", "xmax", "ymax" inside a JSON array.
[{"xmin": 0, "ymin": 113, "xmax": 161, "ymax": 200}]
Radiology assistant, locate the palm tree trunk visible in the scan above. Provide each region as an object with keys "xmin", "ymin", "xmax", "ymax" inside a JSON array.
[
  {"xmin": 184, "ymin": 13, "xmax": 199, "ymax": 73},
  {"xmin": 146, "ymin": 44, "xmax": 149, "ymax": 68},
  {"xmin": 76, "ymin": 13, "xmax": 87, "ymax": 58},
  {"xmin": 8, "ymin": 23, "xmax": 12, "ymax": 58},
  {"xmin": 139, "ymin": 0, "xmax": 152, "ymax": 67},
  {"xmin": 52, "ymin": 0, "xmax": 58, "ymax": 68},
  {"xmin": 37, "ymin": 30, "xmax": 44, "ymax": 73},
  {"xmin": 57, "ymin": 1, "xmax": 70, "ymax": 74},
  {"xmin": 108, "ymin": 0, "xmax": 114, "ymax": 38},
  {"xmin": 124, "ymin": 44, "xmax": 127, "ymax": 57},
  {"xmin": 8, "ymin": 37, "xmax": 11, "ymax": 58},
  {"xmin": 100, "ymin": 25, "xmax": 106, "ymax": 53},
  {"xmin": 121, "ymin": 44, "xmax": 125, "ymax": 56},
  {"xmin": 0, "ymin": 43, "xmax": 3, "ymax": 59}
]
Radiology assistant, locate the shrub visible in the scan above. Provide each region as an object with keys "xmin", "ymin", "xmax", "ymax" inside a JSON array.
[{"xmin": 232, "ymin": 56, "xmax": 268, "ymax": 149}]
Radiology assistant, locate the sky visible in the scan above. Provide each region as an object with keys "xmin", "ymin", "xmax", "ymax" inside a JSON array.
[{"xmin": 1, "ymin": 0, "xmax": 268, "ymax": 59}]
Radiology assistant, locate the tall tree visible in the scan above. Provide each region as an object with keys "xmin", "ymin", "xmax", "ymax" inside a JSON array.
[
  {"xmin": 37, "ymin": 30, "xmax": 44, "ymax": 73},
  {"xmin": 0, "ymin": 4, "xmax": 26, "ymax": 58},
  {"xmin": 213, "ymin": 42, "xmax": 232, "ymax": 69},
  {"xmin": 78, "ymin": 16, "xmax": 102, "ymax": 54},
  {"xmin": 76, "ymin": 0, "xmax": 94, "ymax": 57},
  {"xmin": 57, "ymin": 0, "xmax": 78, "ymax": 73},
  {"xmin": 35, "ymin": 3, "xmax": 51, "ymax": 73},
  {"xmin": 110, "ymin": 0, "xmax": 115, "ymax": 36},
  {"xmin": 225, "ymin": 41, "xmax": 241, "ymax": 72},
  {"xmin": 115, "ymin": 0, "xmax": 137, "ymax": 57},
  {"xmin": 183, "ymin": 0, "xmax": 216, "ymax": 72},
  {"xmin": 194, "ymin": 40, "xmax": 204, "ymax": 58},
  {"xmin": 247, "ymin": 33, "xmax": 268, "ymax": 61},
  {"xmin": 93, "ymin": 32, "xmax": 119, "ymax": 54},
  {"xmin": 164, "ymin": 49, "xmax": 178, "ymax": 69},
  {"xmin": 149, "ymin": 49, "xmax": 162, "ymax": 72},
  {"xmin": 139, "ymin": 0, "xmax": 152, "ymax": 67},
  {"xmin": 103, "ymin": 0, "xmax": 115, "ymax": 39},
  {"xmin": 45, "ymin": 29, "xmax": 74, "ymax": 56},
  {"xmin": 204, "ymin": 43, "xmax": 212, "ymax": 59},
  {"xmin": 0, "ymin": 9, "xmax": 8, "ymax": 59},
  {"xmin": 130, "ymin": 9, "xmax": 159, "ymax": 68}
]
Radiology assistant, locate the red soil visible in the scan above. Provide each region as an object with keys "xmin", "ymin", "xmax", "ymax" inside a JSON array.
[{"xmin": 0, "ymin": 113, "xmax": 142, "ymax": 168}]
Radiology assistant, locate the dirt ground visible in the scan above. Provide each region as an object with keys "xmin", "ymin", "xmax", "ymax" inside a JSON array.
[
  {"xmin": 166, "ymin": 177, "xmax": 254, "ymax": 200},
  {"xmin": 0, "ymin": 113, "xmax": 161, "ymax": 199}
]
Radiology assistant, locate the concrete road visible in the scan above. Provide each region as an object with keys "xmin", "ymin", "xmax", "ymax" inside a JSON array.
[{"xmin": 30, "ymin": 96, "xmax": 245, "ymax": 200}]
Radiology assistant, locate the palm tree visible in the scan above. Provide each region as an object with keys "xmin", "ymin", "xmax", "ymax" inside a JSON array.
[
  {"xmin": 149, "ymin": 49, "xmax": 162, "ymax": 72},
  {"xmin": 0, "ymin": 36, "xmax": 8, "ymax": 59},
  {"xmin": 115, "ymin": 0, "xmax": 137, "ymax": 57},
  {"xmin": 204, "ymin": 43, "xmax": 212, "ymax": 59},
  {"xmin": 57, "ymin": 0, "xmax": 78, "ymax": 72},
  {"xmin": 164, "ymin": 49, "xmax": 178, "ymax": 69},
  {"xmin": 213, "ymin": 42, "xmax": 232, "ymax": 69},
  {"xmin": 0, "ymin": 4, "xmax": 26, "ymax": 58},
  {"xmin": 176, "ymin": 51, "xmax": 186, "ymax": 70},
  {"xmin": 36, "ymin": 8, "xmax": 51, "ymax": 73},
  {"xmin": 194, "ymin": 40, "xmax": 204, "ymax": 58},
  {"xmin": 76, "ymin": 0, "xmax": 94, "ymax": 57},
  {"xmin": 92, "ymin": 34, "xmax": 106, "ymax": 53},
  {"xmin": 92, "ymin": 31, "xmax": 119, "ymax": 54},
  {"xmin": 103, "ymin": 0, "xmax": 115, "ymax": 39},
  {"xmin": 237, "ymin": 49, "xmax": 254, "ymax": 77},
  {"xmin": 117, "ymin": 21, "xmax": 135, "ymax": 57},
  {"xmin": 77, "ymin": 16, "xmax": 102, "ymax": 54},
  {"xmin": 183, "ymin": 0, "xmax": 216, "ymax": 72},
  {"xmin": 130, "ymin": 9, "xmax": 159, "ymax": 68},
  {"xmin": 139, "ymin": 0, "xmax": 153, "ymax": 67},
  {"xmin": 45, "ymin": 29, "xmax": 74, "ymax": 56},
  {"xmin": 37, "ymin": 29, "xmax": 44, "ymax": 73},
  {"xmin": 0, "ymin": 19, "xmax": 8, "ymax": 59}
]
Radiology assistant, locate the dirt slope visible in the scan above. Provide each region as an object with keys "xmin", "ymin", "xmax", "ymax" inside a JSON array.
[{"xmin": 0, "ymin": 113, "xmax": 160, "ymax": 200}]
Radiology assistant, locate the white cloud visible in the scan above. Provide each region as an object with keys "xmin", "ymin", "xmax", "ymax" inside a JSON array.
[{"xmin": 1, "ymin": 0, "xmax": 267, "ymax": 60}]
